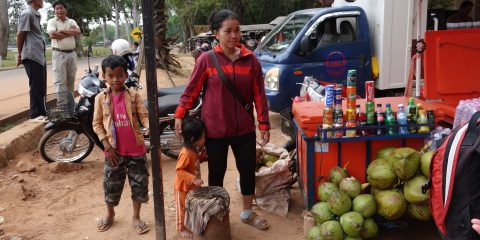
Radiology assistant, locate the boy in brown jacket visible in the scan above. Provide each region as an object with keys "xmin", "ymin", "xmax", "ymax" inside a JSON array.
[{"xmin": 92, "ymin": 55, "xmax": 150, "ymax": 234}]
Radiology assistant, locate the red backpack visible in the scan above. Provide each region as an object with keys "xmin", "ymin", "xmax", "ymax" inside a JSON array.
[{"xmin": 429, "ymin": 111, "xmax": 480, "ymax": 239}]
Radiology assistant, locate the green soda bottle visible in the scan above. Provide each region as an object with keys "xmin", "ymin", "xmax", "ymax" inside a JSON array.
[
  {"xmin": 407, "ymin": 97, "xmax": 417, "ymax": 133},
  {"xmin": 385, "ymin": 103, "xmax": 397, "ymax": 135}
]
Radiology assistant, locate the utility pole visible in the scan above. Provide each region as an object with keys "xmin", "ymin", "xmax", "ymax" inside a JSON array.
[{"xmin": 141, "ymin": 0, "xmax": 167, "ymax": 239}]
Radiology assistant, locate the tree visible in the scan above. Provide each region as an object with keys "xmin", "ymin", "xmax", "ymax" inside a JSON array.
[
  {"xmin": 0, "ymin": 0, "xmax": 8, "ymax": 58},
  {"xmin": 154, "ymin": 0, "xmax": 179, "ymax": 68},
  {"xmin": 46, "ymin": 0, "xmax": 111, "ymax": 55}
]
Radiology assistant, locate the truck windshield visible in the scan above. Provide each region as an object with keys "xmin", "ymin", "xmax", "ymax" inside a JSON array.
[{"xmin": 260, "ymin": 14, "xmax": 313, "ymax": 53}]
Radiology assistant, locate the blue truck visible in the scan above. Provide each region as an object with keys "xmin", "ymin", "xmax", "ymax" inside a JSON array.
[{"xmin": 255, "ymin": 6, "xmax": 372, "ymax": 112}]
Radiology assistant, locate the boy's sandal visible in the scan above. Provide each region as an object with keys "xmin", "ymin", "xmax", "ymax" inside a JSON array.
[
  {"xmin": 240, "ymin": 210, "xmax": 269, "ymax": 230},
  {"xmin": 97, "ymin": 217, "xmax": 114, "ymax": 232},
  {"xmin": 134, "ymin": 221, "xmax": 150, "ymax": 234}
]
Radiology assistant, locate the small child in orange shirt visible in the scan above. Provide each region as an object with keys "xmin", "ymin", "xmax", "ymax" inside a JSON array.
[{"xmin": 174, "ymin": 117, "xmax": 205, "ymax": 238}]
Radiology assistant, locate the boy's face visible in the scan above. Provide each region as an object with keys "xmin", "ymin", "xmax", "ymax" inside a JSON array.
[{"xmin": 103, "ymin": 66, "xmax": 127, "ymax": 92}]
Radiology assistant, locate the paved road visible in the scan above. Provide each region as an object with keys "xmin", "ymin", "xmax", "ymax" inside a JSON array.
[{"xmin": 0, "ymin": 58, "xmax": 103, "ymax": 119}]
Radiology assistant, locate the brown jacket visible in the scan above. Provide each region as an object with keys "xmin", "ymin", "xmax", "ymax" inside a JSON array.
[{"xmin": 92, "ymin": 88, "xmax": 149, "ymax": 148}]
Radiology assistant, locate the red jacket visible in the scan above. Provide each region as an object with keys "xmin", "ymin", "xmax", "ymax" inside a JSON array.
[{"xmin": 175, "ymin": 44, "xmax": 270, "ymax": 138}]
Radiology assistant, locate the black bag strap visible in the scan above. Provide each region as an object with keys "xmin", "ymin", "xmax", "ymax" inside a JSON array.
[
  {"xmin": 208, "ymin": 50, "xmax": 251, "ymax": 112},
  {"xmin": 462, "ymin": 111, "xmax": 480, "ymax": 146}
]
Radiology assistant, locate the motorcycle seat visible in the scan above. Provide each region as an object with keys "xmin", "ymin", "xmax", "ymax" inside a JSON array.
[
  {"xmin": 143, "ymin": 94, "xmax": 181, "ymax": 118},
  {"xmin": 157, "ymin": 85, "xmax": 186, "ymax": 97}
]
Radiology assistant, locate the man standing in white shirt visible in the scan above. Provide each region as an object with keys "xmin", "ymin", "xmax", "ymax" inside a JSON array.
[{"xmin": 47, "ymin": 1, "xmax": 80, "ymax": 109}]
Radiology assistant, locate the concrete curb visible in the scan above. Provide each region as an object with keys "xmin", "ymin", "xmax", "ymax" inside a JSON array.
[{"xmin": 0, "ymin": 121, "xmax": 45, "ymax": 166}]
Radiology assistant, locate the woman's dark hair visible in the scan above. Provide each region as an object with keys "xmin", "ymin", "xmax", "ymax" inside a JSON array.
[
  {"xmin": 52, "ymin": 1, "xmax": 67, "ymax": 9},
  {"xmin": 460, "ymin": 0, "xmax": 473, "ymax": 9},
  {"xmin": 181, "ymin": 117, "xmax": 205, "ymax": 148},
  {"xmin": 101, "ymin": 55, "xmax": 128, "ymax": 73},
  {"xmin": 209, "ymin": 9, "xmax": 240, "ymax": 33}
]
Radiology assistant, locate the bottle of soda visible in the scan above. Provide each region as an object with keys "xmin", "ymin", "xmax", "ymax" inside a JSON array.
[
  {"xmin": 385, "ymin": 103, "xmax": 397, "ymax": 135},
  {"xmin": 417, "ymin": 103, "xmax": 430, "ymax": 133},
  {"xmin": 356, "ymin": 104, "xmax": 367, "ymax": 136},
  {"xmin": 397, "ymin": 104, "xmax": 409, "ymax": 134},
  {"xmin": 366, "ymin": 102, "xmax": 375, "ymax": 135},
  {"xmin": 375, "ymin": 103, "xmax": 385, "ymax": 135},
  {"xmin": 407, "ymin": 97, "xmax": 417, "ymax": 133}
]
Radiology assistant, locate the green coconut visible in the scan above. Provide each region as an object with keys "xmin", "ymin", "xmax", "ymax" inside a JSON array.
[
  {"xmin": 352, "ymin": 194, "xmax": 377, "ymax": 218},
  {"xmin": 407, "ymin": 203, "xmax": 431, "ymax": 221},
  {"xmin": 329, "ymin": 166, "xmax": 348, "ymax": 185},
  {"xmin": 261, "ymin": 153, "xmax": 279, "ymax": 165},
  {"xmin": 367, "ymin": 159, "xmax": 397, "ymax": 190},
  {"xmin": 360, "ymin": 218, "xmax": 378, "ymax": 239},
  {"xmin": 375, "ymin": 189, "xmax": 407, "ymax": 220},
  {"xmin": 339, "ymin": 177, "xmax": 362, "ymax": 199},
  {"xmin": 320, "ymin": 220, "xmax": 344, "ymax": 240},
  {"xmin": 376, "ymin": 146, "xmax": 396, "ymax": 159},
  {"xmin": 390, "ymin": 147, "xmax": 420, "ymax": 180},
  {"xmin": 404, "ymin": 175, "xmax": 429, "ymax": 204},
  {"xmin": 307, "ymin": 226, "xmax": 322, "ymax": 240},
  {"xmin": 421, "ymin": 151, "xmax": 434, "ymax": 177},
  {"xmin": 345, "ymin": 237, "xmax": 362, "ymax": 240},
  {"xmin": 318, "ymin": 182, "xmax": 340, "ymax": 202},
  {"xmin": 312, "ymin": 202, "xmax": 333, "ymax": 225},
  {"xmin": 340, "ymin": 211, "xmax": 364, "ymax": 238},
  {"xmin": 327, "ymin": 190, "xmax": 352, "ymax": 216}
]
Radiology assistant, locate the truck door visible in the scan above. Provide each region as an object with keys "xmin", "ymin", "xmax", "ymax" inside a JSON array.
[{"xmin": 294, "ymin": 11, "xmax": 371, "ymax": 96}]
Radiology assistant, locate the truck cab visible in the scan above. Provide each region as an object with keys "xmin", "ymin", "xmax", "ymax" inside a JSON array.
[{"xmin": 255, "ymin": 7, "xmax": 372, "ymax": 112}]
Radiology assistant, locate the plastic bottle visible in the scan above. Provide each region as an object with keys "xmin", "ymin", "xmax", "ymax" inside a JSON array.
[
  {"xmin": 375, "ymin": 104, "xmax": 385, "ymax": 135},
  {"xmin": 385, "ymin": 103, "xmax": 397, "ymax": 135},
  {"xmin": 397, "ymin": 104, "xmax": 409, "ymax": 134},
  {"xmin": 407, "ymin": 98, "xmax": 417, "ymax": 133},
  {"xmin": 356, "ymin": 104, "xmax": 367, "ymax": 136},
  {"xmin": 417, "ymin": 103, "xmax": 430, "ymax": 133}
]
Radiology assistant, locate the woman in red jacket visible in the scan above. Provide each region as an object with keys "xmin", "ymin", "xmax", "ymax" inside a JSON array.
[{"xmin": 174, "ymin": 9, "xmax": 270, "ymax": 230}]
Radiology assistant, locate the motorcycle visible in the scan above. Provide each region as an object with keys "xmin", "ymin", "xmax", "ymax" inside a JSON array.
[
  {"xmin": 152, "ymin": 86, "xmax": 201, "ymax": 160},
  {"xmin": 38, "ymin": 46, "xmax": 199, "ymax": 163}
]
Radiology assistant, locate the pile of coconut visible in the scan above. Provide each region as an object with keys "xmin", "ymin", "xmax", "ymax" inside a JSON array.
[{"xmin": 306, "ymin": 146, "xmax": 434, "ymax": 240}]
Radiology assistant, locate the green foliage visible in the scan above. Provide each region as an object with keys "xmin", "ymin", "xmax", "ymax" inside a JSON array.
[
  {"xmin": 7, "ymin": 0, "xmax": 25, "ymax": 45},
  {"xmin": 45, "ymin": 0, "xmax": 111, "ymax": 34},
  {"xmin": 429, "ymin": 0, "xmax": 454, "ymax": 10}
]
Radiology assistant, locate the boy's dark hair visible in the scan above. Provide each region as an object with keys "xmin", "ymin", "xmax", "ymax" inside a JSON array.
[
  {"xmin": 101, "ymin": 54, "xmax": 128, "ymax": 73},
  {"xmin": 181, "ymin": 117, "xmax": 205, "ymax": 148},
  {"xmin": 52, "ymin": 1, "xmax": 67, "ymax": 9},
  {"xmin": 209, "ymin": 9, "xmax": 240, "ymax": 33}
]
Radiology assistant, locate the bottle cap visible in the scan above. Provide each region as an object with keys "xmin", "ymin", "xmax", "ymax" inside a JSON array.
[
  {"xmin": 398, "ymin": 104, "xmax": 404, "ymax": 108},
  {"xmin": 377, "ymin": 103, "xmax": 382, "ymax": 107},
  {"xmin": 386, "ymin": 103, "xmax": 391, "ymax": 107}
]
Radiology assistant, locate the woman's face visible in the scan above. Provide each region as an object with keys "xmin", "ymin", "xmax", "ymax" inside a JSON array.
[{"xmin": 215, "ymin": 18, "xmax": 241, "ymax": 51}]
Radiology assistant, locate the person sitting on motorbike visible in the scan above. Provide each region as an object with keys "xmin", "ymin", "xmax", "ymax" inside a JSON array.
[
  {"xmin": 92, "ymin": 54, "xmax": 150, "ymax": 234},
  {"xmin": 111, "ymin": 39, "xmax": 136, "ymax": 72}
]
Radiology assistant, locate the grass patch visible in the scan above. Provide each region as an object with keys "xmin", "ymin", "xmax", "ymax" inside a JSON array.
[{"xmin": 0, "ymin": 47, "xmax": 111, "ymax": 69}]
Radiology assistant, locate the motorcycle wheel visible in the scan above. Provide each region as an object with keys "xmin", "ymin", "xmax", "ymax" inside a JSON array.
[
  {"xmin": 159, "ymin": 122, "xmax": 182, "ymax": 160},
  {"xmin": 39, "ymin": 128, "xmax": 94, "ymax": 163}
]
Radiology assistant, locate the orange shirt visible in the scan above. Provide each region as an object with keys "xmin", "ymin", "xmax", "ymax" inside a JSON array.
[{"xmin": 174, "ymin": 147, "xmax": 201, "ymax": 192}]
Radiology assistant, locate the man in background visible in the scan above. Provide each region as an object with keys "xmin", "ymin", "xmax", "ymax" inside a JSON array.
[
  {"xmin": 447, "ymin": 1, "xmax": 474, "ymax": 23},
  {"xmin": 16, "ymin": 0, "xmax": 46, "ymax": 120},
  {"xmin": 47, "ymin": 1, "xmax": 81, "ymax": 110}
]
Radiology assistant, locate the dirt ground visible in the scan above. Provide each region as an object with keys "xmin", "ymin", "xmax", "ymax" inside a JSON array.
[{"xmin": 0, "ymin": 53, "xmax": 306, "ymax": 240}]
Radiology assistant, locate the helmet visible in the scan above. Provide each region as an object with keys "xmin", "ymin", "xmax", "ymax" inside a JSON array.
[
  {"xmin": 111, "ymin": 39, "xmax": 133, "ymax": 56},
  {"xmin": 78, "ymin": 74, "xmax": 103, "ymax": 98}
]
